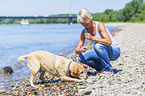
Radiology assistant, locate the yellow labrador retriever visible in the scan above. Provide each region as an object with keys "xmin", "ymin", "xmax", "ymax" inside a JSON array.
[{"xmin": 18, "ymin": 50, "xmax": 87, "ymax": 87}]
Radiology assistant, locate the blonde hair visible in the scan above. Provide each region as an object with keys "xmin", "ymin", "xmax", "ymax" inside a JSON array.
[{"xmin": 77, "ymin": 9, "xmax": 92, "ymax": 23}]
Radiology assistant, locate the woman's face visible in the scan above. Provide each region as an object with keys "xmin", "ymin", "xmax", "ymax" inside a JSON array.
[{"xmin": 81, "ymin": 20, "xmax": 91, "ymax": 29}]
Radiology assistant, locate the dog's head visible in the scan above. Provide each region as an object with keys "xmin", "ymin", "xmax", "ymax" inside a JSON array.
[{"xmin": 71, "ymin": 63, "xmax": 87, "ymax": 80}]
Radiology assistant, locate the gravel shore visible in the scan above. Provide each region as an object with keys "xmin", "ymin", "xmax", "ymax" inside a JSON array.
[
  {"xmin": 0, "ymin": 23, "xmax": 145, "ymax": 95},
  {"xmin": 77, "ymin": 23, "xmax": 145, "ymax": 96}
]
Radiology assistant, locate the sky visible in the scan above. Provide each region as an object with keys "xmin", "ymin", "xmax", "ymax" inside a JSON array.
[{"xmin": 0, "ymin": 0, "xmax": 132, "ymax": 16}]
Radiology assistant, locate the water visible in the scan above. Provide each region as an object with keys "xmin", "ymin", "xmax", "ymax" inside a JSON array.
[{"xmin": 0, "ymin": 24, "xmax": 118, "ymax": 89}]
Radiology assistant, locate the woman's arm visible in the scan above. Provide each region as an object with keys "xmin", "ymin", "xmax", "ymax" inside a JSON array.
[
  {"xmin": 85, "ymin": 22, "xmax": 112, "ymax": 46},
  {"xmin": 75, "ymin": 30, "xmax": 87, "ymax": 54}
]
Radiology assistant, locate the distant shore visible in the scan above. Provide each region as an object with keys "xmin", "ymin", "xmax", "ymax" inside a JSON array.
[{"xmin": 1, "ymin": 23, "xmax": 145, "ymax": 95}]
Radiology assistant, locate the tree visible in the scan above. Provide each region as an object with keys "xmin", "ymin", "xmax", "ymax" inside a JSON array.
[
  {"xmin": 101, "ymin": 14, "xmax": 109, "ymax": 22},
  {"xmin": 109, "ymin": 11, "xmax": 118, "ymax": 22},
  {"xmin": 138, "ymin": 0, "xmax": 144, "ymax": 6},
  {"xmin": 130, "ymin": 13, "xmax": 142, "ymax": 22},
  {"xmin": 3, "ymin": 19, "xmax": 14, "ymax": 24},
  {"xmin": 92, "ymin": 13, "xmax": 103, "ymax": 21},
  {"xmin": 141, "ymin": 2, "xmax": 145, "ymax": 14},
  {"xmin": 104, "ymin": 9, "xmax": 114, "ymax": 15},
  {"xmin": 123, "ymin": 0, "xmax": 142, "ymax": 21},
  {"xmin": 116, "ymin": 9, "xmax": 125, "ymax": 22}
]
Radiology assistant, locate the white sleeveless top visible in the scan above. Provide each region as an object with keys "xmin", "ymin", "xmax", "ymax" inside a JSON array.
[{"xmin": 84, "ymin": 21, "xmax": 119, "ymax": 47}]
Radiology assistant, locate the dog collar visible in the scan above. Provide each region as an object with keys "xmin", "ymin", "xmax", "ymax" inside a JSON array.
[{"xmin": 68, "ymin": 61, "xmax": 73, "ymax": 77}]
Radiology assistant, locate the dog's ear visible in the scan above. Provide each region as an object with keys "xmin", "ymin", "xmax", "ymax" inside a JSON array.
[
  {"xmin": 72, "ymin": 64, "xmax": 80, "ymax": 77},
  {"xmin": 72, "ymin": 65, "xmax": 78, "ymax": 74}
]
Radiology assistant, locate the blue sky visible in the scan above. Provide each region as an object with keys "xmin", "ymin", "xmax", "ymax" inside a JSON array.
[{"xmin": 0, "ymin": 0, "xmax": 132, "ymax": 16}]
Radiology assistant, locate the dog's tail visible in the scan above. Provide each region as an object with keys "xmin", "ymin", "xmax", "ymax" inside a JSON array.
[{"xmin": 18, "ymin": 54, "xmax": 29, "ymax": 62}]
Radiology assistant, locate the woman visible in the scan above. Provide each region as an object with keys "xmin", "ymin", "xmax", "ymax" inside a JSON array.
[{"xmin": 75, "ymin": 9, "xmax": 121, "ymax": 73}]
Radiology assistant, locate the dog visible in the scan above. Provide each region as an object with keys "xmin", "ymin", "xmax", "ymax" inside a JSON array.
[{"xmin": 18, "ymin": 50, "xmax": 87, "ymax": 87}]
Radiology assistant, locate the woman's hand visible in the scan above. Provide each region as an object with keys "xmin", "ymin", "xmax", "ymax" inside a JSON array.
[
  {"xmin": 76, "ymin": 46, "xmax": 87, "ymax": 54},
  {"xmin": 80, "ymin": 46, "xmax": 87, "ymax": 53},
  {"xmin": 85, "ymin": 33, "xmax": 93, "ymax": 40}
]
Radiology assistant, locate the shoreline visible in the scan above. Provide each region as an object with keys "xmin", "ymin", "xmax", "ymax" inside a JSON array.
[
  {"xmin": 0, "ymin": 24, "xmax": 118, "ymax": 90},
  {"xmin": 77, "ymin": 23, "xmax": 145, "ymax": 95},
  {"xmin": 0, "ymin": 23, "xmax": 125, "ymax": 95},
  {"xmin": 1, "ymin": 23, "xmax": 145, "ymax": 95}
]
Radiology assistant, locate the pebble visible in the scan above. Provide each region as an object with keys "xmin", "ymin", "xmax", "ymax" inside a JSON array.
[
  {"xmin": 1, "ymin": 23, "xmax": 145, "ymax": 95},
  {"xmin": 0, "ymin": 89, "xmax": 7, "ymax": 93},
  {"xmin": 78, "ymin": 88, "xmax": 92, "ymax": 95},
  {"xmin": 77, "ymin": 85, "xmax": 86, "ymax": 89}
]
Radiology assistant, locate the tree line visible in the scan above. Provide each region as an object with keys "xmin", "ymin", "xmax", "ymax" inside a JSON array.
[
  {"xmin": 93, "ymin": 0, "xmax": 145, "ymax": 22},
  {"xmin": 0, "ymin": 0, "xmax": 145, "ymax": 24},
  {"xmin": 0, "ymin": 15, "xmax": 78, "ymax": 25}
]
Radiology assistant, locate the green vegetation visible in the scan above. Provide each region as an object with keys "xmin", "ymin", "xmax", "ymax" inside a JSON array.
[
  {"xmin": 0, "ymin": 0, "xmax": 145, "ymax": 24},
  {"xmin": 93, "ymin": 0, "xmax": 145, "ymax": 23},
  {"xmin": 0, "ymin": 14, "xmax": 77, "ymax": 25}
]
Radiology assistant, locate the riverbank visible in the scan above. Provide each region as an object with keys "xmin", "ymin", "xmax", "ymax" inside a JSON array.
[
  {"xmin": 77, "ymin": 23, "xmax": 145, "ymax": 95},
  {"xmin": 0, "ymin": 23, "xmax": 145, "ymax": 95}
]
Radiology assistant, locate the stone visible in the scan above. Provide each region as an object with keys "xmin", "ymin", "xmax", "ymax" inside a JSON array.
[{"xmin": 78, "ymin": 88, "xmax": 92, "ymax": 95}]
